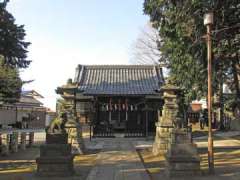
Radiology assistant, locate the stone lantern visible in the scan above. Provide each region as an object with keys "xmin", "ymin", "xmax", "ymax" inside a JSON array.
[
  {"xmin": 159, "ymin": 83, "xmax": 182, "ymax": 127},
  {"xmin": 153, "ymin": 81, "xmax": 200, "ymax": 177},
  {"xmin": 152, "ymin": 82, "xmax": 182, "ymax": 155}
]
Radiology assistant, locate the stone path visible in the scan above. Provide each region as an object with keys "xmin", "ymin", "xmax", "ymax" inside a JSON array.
[{"xmin": 86, "ymin": 139, "xmax": 150, "ymax": 180}]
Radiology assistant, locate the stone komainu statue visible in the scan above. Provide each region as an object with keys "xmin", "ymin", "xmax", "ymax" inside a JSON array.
[
  {"xmin": 37, "ymin": 111, "xmax": 74, "ymax": 177},
  {"xmin": 46, "ymin": 112, "xmax": 68, "ymax": 134}
]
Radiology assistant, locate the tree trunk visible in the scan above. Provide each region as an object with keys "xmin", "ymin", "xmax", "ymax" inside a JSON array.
[
  {"xmin": 218, "ymin": 64, "xmax": 224, "ymax": 130},
  {"xmin": 232, "ymin": 56, "xmax": 240, "ymax": 98}
]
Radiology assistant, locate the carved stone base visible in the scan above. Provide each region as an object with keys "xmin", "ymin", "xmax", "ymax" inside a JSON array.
[
  {"xmin": 165, "ymin": 130, "xmax": 201, "ymax": 177},
  {"xmin": 39, "ymin": 144, "xmax": 72, "ymax": 156},
  {"xmin": 36, "ymin": 133, "xmax": 74, "ymax": 177},
  {"xmin": 36, "ymin": 155, "xmax": 74, "ymax": 177},
  {"xmin": 46, "ymin": 133, "xmax": 68, "ymax": 144},
  {"xmin": 152, "ymin": 123, "xmax": 173, "ymax": 155}
]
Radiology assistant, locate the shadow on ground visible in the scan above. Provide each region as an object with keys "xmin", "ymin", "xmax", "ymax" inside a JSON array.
[
  {"xmin": 138, "ymin": 146, "xmax": 240, "ymax": 180},
  {"xmin": 0, "ymin": 146, "xmax": 98, "ymax": 180}
]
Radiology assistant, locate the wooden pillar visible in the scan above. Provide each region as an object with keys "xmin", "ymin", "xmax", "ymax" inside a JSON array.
[
  {"xmin": 146, "ymin": 111, "xmax": 149, "ymax": 137},
  {"xmin": 218, "ymin": 68, "xmax": 224, "ymax": 130},
  {"xmin": 109, "ymin": 112, "xmax": 111, "ymax": 123},
  {"xmin": 29, "ymin": 132, "xmax": 34, "ymax": 147},
  {"xmin": 118, "ymin": 99, "xmax": 121, "ymax": 125},
  {"xmin": 96, "ymin": 98, "xmax": 99, "ymax": 123},
  {"xmin": 92, "ymin": 97, "xmax": 98, "ymax": 137},
  {"xmin": 145, "ymin": 104, "xmax": 149, "ymax": 137},
  {"xmin": 20, "ymin": 132, "xmax": 27, "ymax": 150},
  {"xmin": 109, "ymin": 98, "xmax": 112, "ymax": 123},
  {"xmin": 10, "ymin": 132, "xmax": 18, "ymax": 153},
  {"xmin": 125, "ymin": 98, "xmax": 128, "ymax": 134},
  {"xmin": 89, "ymin": 99, "xmax": 95, "ymax": 140}
]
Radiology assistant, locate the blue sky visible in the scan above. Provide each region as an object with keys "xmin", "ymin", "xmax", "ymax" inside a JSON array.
[{"xmin": 7, "ymin": 0, "xmax": 149, "ymax": 110}]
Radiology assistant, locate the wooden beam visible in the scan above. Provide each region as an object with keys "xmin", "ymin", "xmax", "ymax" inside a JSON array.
[{"xmin": 145, "ymin": 95, "xmax": 163, "ymax": 100}]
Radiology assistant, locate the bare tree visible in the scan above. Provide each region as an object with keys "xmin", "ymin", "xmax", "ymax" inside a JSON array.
[{"xmin": 130, "ymin": 23, "xmax": 162, "ymax": 65}]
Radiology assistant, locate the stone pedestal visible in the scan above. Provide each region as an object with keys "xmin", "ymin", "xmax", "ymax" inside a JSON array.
[
  {"xmin": 36, "ymin": 133, "xmax": 74, "ymax": 177},
  {"xmin": 152, "ymin": 122, "xmax": 173, "ymax": 155},
  {"xmin": 165, "ymin": 129, "xmax": 200, "ymax": 177},
  {"xmin": 29, "ymin": 132, "xmax": 34, "ymax": 147},
  {"xmin": 71, "ymin": 124, "xmax": 85, "ymax": 154}
]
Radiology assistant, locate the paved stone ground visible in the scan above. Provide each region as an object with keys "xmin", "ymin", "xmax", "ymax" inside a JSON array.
[{"xmin": 86, "ymin": 138, "xmax": 150, "ymax": 180}]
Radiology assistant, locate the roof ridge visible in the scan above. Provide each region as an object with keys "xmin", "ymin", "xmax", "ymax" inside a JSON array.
[
  {"xmin": 77, "ymin": 64, "xmax": 161, "ymax": 69},
  {"xmin": 71, "ymin": 64, "xmax": 164, "ymax": 95}
]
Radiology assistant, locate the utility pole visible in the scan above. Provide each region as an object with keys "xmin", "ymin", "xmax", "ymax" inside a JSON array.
[{"xmin": 204, "ymin": 12, "xmax": 214, "ymax": 174}]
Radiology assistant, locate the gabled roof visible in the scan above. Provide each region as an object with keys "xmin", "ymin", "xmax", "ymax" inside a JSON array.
[
  {"xmin": 21, "ymin": 90, "xmax": 44, "ymax": 98},
  {"xmin": 15, "ymin": 90, "xmax": 44, "ymax": 107},
  {"xmin": 17, "ymin": 96, "xmax": 43, "ymax": 106},
  {"xmin": 73, "ymin": 64, "xmax": 164, "ymax": 96}
]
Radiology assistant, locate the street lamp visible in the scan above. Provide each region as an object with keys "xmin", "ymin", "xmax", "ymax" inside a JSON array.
[{"xmin": 204, "ymin": 12, "xmax": 214, "ymax": 174}]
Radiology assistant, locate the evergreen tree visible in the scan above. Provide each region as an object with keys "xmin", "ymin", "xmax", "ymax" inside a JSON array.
[
  {"xmin": 143, "ymin": 0, "xmax": 240, "ymax": 105},
  {"xmin": 0, "ymin": 0, "xmax": 31, "ymax": 68},
  {"xmin": 0, "ymin": 55, "xmax": 22, "ymax": 103}
]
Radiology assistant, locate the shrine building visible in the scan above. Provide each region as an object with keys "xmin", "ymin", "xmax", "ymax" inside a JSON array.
[{"xmin": 56, "ymin": 64, "xmax": 165, "ymax": 137}]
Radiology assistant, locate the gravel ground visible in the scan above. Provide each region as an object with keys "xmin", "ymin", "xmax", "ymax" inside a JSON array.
[
  {"xmin": 1, "ymin": 127, "xmax": 240, "ymax": 180},
  {"xmin": 138, "ymin": 135, "xmax": 240, "ymax": 180},
  {"xmin": 0, "ymin": 131, "xmax": 98, "ymax": 180}
]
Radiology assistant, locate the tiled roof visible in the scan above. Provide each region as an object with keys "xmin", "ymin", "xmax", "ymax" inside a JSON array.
[
  {"xmin": 21, "ymin": 90, "xmax": 44, "ymax": 98},
  {"xmin": 18, "ymin": 96, "xmax": 43, "ymax": 106},
  {"xmin": 74, "ymin": 65, "xmax": 164, "ymax": 95}
]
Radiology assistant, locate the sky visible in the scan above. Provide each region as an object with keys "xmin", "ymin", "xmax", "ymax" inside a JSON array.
[{"xmin": 7, "ymin": 0, "xmax": 149, "ymax": 110}]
